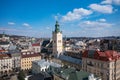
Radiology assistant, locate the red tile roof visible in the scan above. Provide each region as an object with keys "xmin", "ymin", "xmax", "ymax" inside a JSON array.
[
  {"xmin": 0, "ymin": 50, "xmax": 6, "ymax": 52},
  {"xmin": 32, "ymin": 43, "xmax": 40, "ymax": 46},
  {"xmin": 0, "ymin": 53, "xmax": 10, "ymax": 59},
  {"xmin": 21, "ymin": 52, "xmax": 41, "ymax": 58},
  {"xmin": 83, "ymin": 50, "xmax": 120, "ymax": 61}
]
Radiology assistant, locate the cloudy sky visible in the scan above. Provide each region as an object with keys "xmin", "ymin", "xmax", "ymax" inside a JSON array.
[{"xmin": 0, "ymin": 0, "xmax": 120, "ymax": 37}]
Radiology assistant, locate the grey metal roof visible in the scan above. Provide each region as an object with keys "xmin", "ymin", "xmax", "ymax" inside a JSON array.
[{"xmin": 55, "ymin": 54, "xmax": 82, "ymax": 65}]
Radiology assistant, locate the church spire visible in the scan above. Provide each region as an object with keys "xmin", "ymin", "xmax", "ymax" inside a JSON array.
[
  {"xmin": 52, "ymin": 21, "xmax": 63, "ymax": 55},
  {"xmin": 55, "ymin": 21, "xmax": 60, "ymax": 33},
  {"xmin": 3, "ymin": 31, "xmax": 5, "ymax": 37}
]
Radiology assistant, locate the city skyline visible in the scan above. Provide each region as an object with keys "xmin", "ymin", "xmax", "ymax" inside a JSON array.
[{"xmin": 0, "ymin": 0, "xmax": 120, "ymax": 38}]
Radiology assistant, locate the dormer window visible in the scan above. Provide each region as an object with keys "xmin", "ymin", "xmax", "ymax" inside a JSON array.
[
  {"xmin": 31, "ymin": 52, "xmax": 34, "ymax": 54},
  {"xmin": 27, "ymin": 52, "xmax": 30, "ymax": 55},
  {"xmin": 23, "ymin": 53, "xmax": 26, "ymax": 55}
]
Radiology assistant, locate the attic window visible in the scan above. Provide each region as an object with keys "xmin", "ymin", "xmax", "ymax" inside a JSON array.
[
  {"xmin": 58, "ymin": 40, "xmax": 61, "ymax": 43},
  {"xmin": 23, "ymin": 53, "xmax": 26, "ymax": 55},
  {"xmin": 27, "ymin": 52, "xmax": 30, "ymax": 55},
  {"xmin": 31, "ymin": 52, "xmax": 34, "ymax": 54}
]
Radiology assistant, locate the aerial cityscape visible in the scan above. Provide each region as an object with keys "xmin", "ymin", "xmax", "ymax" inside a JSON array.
[{"xmin": 0, "ymin": 0, "xmax": 120, "ymax": 80}]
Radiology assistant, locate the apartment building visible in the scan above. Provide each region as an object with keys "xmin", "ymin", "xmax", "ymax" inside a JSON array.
[
  {"xmin": 0, "ymin": 53, "xmax": 12, "ymax": 75},
  {"xmin": 8, "ymin": 50, "xmax": 21, "ymax": 71},
  {"xmin": 32, "ymin": 43, "xmax": 41, "ymax": 53},
  {"xmin": 82, "ymin": 50, "xmax": 120, "ymax": 80},
  {"xmin": 21, "ymin": 51, "xmax": 41, "ymax": 70}
]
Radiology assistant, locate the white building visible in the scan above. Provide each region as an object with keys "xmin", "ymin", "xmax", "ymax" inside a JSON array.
[
  {"xmin": 32, "ymin": 43, "xmax": 41, "ymax": 53},
  {"xmin": 32, "ymin": 59, "xmax": 61, "ymax": 74},
  {"xmin": 0, "ymin": 53, "xmax": 12, "ymax": 75},
  {"xmin": 52, "ymin": 21, "xmax": 63, "ymax": 55},
  {"xmin": 0, "ymin": 42, "xmax": 10, "ymax": 50},
  {"xmin": 0, "ymin": 32, "xmax": 10, "ymax": 41}
]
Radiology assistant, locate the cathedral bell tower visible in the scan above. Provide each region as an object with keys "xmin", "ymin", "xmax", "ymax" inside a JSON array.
[{"xmin": 52, "ymin": 21, "xmax": 63, "ymax": 55}]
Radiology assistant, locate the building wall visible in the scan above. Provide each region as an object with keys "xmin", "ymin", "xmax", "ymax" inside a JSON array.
[
  {"xmin": 0, "ymin": 58, "xmax": 12, "ymax": 74},
  {"xmin": 11, "ymin": 53, "xmax": 21, "ymax": 70},
  {"xmin": 12, "ymin": 56, "xmax": 21, "ymax": 69},
  {"xmin": 21, "ymin": 56, "xmax": 41, "ymax": 70},
  {"xmin": 115, "ymin": 59, "xmax": 120, "ymax": 80},
  {"xmin": 52, "ymin": 58, "xmax": 63, "ymax": 65},
  {"xmin": 82, "ymin": 57, "xmax": 119, "ymax": 80},
  {"xmin": 53, "ymin": 32, "xmax": 63, "ymax": 54},
  {"xmin": 62, "ymin": 60, "xmax": 81, "ymax": 70},
  {"xmin": 0, "ymin": 44, "xmax": 10, "ymax": 50},
  {"xmin": 32, "ymin": 46, "xmax": 40, "ymax": 53}
]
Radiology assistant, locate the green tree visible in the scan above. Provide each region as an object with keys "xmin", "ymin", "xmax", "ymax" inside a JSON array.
[{"xmin": 17, "ymin": 70, "xmax": 25, "ymax": 80}]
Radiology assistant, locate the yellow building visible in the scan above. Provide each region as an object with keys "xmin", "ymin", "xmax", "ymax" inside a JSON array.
[{"xmin": 21, "ymin": 51, "xmax": 41, "ymax": 70}]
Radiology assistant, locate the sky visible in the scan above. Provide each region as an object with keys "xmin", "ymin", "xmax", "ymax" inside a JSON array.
[{"xmin": 0, "ymin": 0, "xmax": 120, "ymax": 38}]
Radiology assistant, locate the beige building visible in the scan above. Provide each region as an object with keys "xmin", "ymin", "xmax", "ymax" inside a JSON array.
[
  {"xmin": 0, "ymin": 53, "xmax": 12, "ymax": 74},
  {"xmin": 52, "ymin": 21, "xmax": 63, "ymax": 55},
  {"xmin": 21, "ymin": 51, "xmax": 41, "ymax": 70},
  {"xmin": 82, "ymin": 50, "xmax": 120, "ymax": 80},
  {"xmin": 32, "ymin": 43, "xmax": 41, "ymax": 53}
]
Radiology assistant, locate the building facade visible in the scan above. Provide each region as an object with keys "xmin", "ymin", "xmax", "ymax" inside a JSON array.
[
  {"xmin": 0, "ymin": 53, "xmax": 12, "ymax": 75},
  {"xmin": 52, "ymin": 21, "xmax": 63, "ymax": 55},
  {"xmin": 32, "ymin": 43, "xmax": 41, "ymax": 53},
  {"xmin": 21, "ymin": 51, "xmax": 41, "ymax": 70},
  {"xmin": 82, "ymin": 50, "xmax": 120, "ymax": 80},
  {"xmin": 9, "ymin": 50, "xmax": 21, "ymax": 71}
]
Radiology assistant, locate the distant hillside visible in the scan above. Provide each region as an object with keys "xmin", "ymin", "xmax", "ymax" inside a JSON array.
[
  {"xmin": 0, "ymin": 34, "xmax": 119, "ymax": 39},
  {"xmin": 0, "ymin": 34, "xmax": 26, "ymax": 38},
  {"xmin": 64, "ymin": 36, "xmax": 120, "ymax": 40}
]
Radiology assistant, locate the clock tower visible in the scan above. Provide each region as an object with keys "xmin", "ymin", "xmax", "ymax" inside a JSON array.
[{"xmin": 52, "ymin": 21, "xmax": 63, "ymax": 55}]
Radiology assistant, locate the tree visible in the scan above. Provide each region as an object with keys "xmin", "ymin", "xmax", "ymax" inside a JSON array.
[{"xmin": 17, "ymin": 70, "xmax": 25, "ymax": 80}]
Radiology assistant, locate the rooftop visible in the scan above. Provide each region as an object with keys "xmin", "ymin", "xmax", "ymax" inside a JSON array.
[
  {"xmin": 0, "ymin": 53, "xmax": 10, "ymax": 59},
  {"xmin": 41, "ymin": 40, "xmax": 50, "ymax": 47},
  {"xmin": 55, "ymin": 54, "xmax": 82, "ymax": 65},
  {"xmin": 83, "ymin": 50, "xmax": 120, "ymax": 61},
  {"xmin": 21, "ymin": 52, "xmax": 41, "ymax": 58},
  {"xmin": 32, "ymin": 43, "xmax": 40, "ymax": 46},
  {"xmin": 54, "ymin": 67, "xmax": 91, "ymax": 80}
]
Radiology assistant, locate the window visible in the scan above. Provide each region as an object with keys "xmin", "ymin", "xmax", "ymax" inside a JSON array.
[
  {"xmin": 37, "ymin": 48, "xmax": 39, "ymax": 51},
  {"xmin": 58, "ymin": 40, "xmax": 61, "ymax": 43},
  {"xmin": 108, "ymin": 64, "xmax": 109, "ymax": 68}
]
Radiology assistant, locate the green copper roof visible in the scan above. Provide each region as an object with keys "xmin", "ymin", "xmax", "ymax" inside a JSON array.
[
  {"xmin": 53, "ymin": 67, "xmax": 90, "ymax": 80},
  {"xmin": 55, "ymin": 21, "xmax": 60, "ymax": 33}
]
